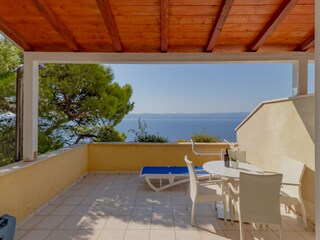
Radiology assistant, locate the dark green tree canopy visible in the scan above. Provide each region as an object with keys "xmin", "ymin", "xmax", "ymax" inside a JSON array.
[
  {"xmin": 39, "ymin": 64, "xmax": 134, "ymax": 145},
  {"xmin": 0, "ymin": 37, "xmax": 134, "ymax": 165}
]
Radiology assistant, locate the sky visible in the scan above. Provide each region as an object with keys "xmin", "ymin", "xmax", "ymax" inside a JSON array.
[{"xmin": 110, "ymin": 63, "xmax": 315, "ymax": 114}]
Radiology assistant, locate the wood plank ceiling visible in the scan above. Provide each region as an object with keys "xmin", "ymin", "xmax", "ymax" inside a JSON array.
[{"xmin": 0, "ymin": 0, "xmax": 314, "ymax": 53}]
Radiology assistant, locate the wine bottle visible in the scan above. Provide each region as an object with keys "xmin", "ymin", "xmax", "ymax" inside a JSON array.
[{"xmin": 224, "ymin": 148, "xmax": 230, "ymax": 167}]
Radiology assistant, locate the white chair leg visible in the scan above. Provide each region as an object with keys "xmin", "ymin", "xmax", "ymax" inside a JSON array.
[
  {"xmin": 239, "ymin": 219, "xmax": 244, "ymax": 240},
  {"xmin": 300, "ymin": 200, "xmax": 308, "ymax": 229},
  {"xmin": 229, "ymin": 198, "xmax": 234, "ymax": 224},
  {"xmin": 223, "ymin": 200, "xmax": 227, "ymax": 222},
  {"xmin": 279, "ymin": 223, "xmax": 284, "ymax": 240},
  {"xmin": 185, "ymin": 185, "xmax": 190, "ymax": 210},
  {"xmin": 191, "ymin": 202, "xmax": 196, "ymax": 226}
]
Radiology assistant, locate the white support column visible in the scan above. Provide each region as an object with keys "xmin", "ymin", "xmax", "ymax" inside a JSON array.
[
  {"xmin": 23, "ymin": 53, "xmax": 39, "ymax": 161},
  {"xmin": 315, "ymin": 0, "xmax": 320, "ymax": 238},
  {"xmin": 292, "ymin": 59, "xmax": 308, "ymax": 96}
]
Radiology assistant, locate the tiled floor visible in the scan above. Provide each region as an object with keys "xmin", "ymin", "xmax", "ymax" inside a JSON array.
[{"xmin": 15, "ymin": 174, "xmax": 315, "ymax": 240}]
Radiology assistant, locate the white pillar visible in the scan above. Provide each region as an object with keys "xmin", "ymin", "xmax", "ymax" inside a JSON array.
[
  {"xmin": 292, "ymin": 59, "xmax": 308, "ymax": 96},
  {"xmin": 315, "ymin": 0, "xmax": 320, "ymax": 238},
  {"xmin": 23, "ymin": 53, "xmax": 39, "ymax": 161}
]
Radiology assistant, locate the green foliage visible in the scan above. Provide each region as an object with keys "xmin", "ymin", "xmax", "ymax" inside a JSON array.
[
  {"xmin": 191, "ymin": 131, "xmax": 221, "ymax": 143},
  {"xmin": 0, "ymin": 37, "xmax": 133, "ymax": 166},
  {"xmin": 130, "ymin": 118, "xmax": 168, "ymax": 143},
  {"xmin": 0, "ymin": 38, "xmax": 22, "ymax": 166},
  {"xmin": 38, "ymin": 63, "xmax": 133, "ymax": 146}
]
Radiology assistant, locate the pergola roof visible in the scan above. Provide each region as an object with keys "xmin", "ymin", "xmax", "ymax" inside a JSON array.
[{"xmin": 0, "ymin": 0, "xmax": 314, "ymax": 53}]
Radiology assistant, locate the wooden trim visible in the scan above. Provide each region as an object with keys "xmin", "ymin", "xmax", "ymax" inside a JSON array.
[
  {"xmin": 248, "ymin": 0, "xmax": 299, "ymax": 52},
  {"xmin": 295, "ymin": 34, "xmax": 315, "ymax": 51},
  {"xmin": 160, "ymin": 0, "xmax": 169, "ymax": 52},
  {"xmin": 33, "ymin": 0, "xmax": 82, "ymax": 52},
  {"xmin": 0, "ymin": 17, "xmax": 33, "ymax": 50},
  {"xmin": 96, "ymin": 0, "xmax": 122, "ymax": 52},
  {"xmin": 24, "ymin": 51, "xmax": 314, "ymax": 64},
  {"xmin": 206, "ymin": 0, "xmax": 235, "ymax": 52}
]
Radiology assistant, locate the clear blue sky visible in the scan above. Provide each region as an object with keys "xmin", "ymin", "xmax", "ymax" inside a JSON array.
[{"xmin": 112, "ymin": 63, "xmax": 315, "ymax": 114}]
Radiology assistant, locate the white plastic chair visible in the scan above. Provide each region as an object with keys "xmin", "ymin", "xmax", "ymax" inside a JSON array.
[
  {"xmin": 279, "ymin": 157, "xmax": 307, "ymax": 229},
  {"xmin": 185, "ymin": 156, "xmax": 227, "ymax": 225},
  {"xmin": 228, "ymin": 172, "xmax": 283, "ymax": 240}
]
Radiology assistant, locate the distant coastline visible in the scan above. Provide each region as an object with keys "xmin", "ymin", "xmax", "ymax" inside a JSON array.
[{"xmin": 116, "ymin": 112, "xmax": 249, "ymax": 142}]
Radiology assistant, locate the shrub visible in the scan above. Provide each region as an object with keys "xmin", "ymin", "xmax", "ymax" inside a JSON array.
[
  {"xmin": 130, "ymin": 118, "xmax": 168, "ymax": 143},
  {"xmin": 191, "ymin": 131, "xmax": 221, "ymax": 143}
]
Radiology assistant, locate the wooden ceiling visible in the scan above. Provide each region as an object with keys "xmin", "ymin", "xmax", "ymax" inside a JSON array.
[{"xmin": 0, "ymin": 0, "xmax": 315, "ymax": 53}]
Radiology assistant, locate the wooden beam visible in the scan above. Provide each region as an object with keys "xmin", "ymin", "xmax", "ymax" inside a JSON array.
[
  {"xmin": 295, "ymin": 33, "xmax": 314, "ymax": 51},
  {"xmin": 160, "ymin": 0, "xmax": 169, "ymax": 52},
  {"xmin": 248, "ymin": 0, "xmax": 299, "ymax": 52},
  {"xmin": 206, "ymin": 0, "xmax": 235, "ymax": 52},
  {"xmin": 0, "ymin": 17, "xmax": 33, "ymax": 50},
  {"xmin": 96, "ymin": 0, "xmax": 122, "ymax": 52},
  {"xmin": 33, "ymin": 0, "xmax": 82, "ymax": 52}
]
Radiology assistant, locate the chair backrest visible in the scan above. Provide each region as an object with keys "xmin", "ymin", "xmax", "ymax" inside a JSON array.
[
  {"xmin": 239, "ymin": 172, "xmax": 283, "ymax": 224},
  {"xmin": 184, "ymin": 156, "xmax": 198, "ymax": 200},
  {"xmin": 220, "ymin": 149, "xmax": 246, "ymax": 163},
  {"xmin": 279, "ymin": 157, "xmax": 306, "ymax": 185}
]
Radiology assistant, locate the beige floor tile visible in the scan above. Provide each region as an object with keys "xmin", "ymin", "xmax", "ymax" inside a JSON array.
[
  {"xmin": 173, "ymin": 205, "xmax": 190, "ymax": 216},
  {"xmin": 268, "ymin": 221, "xmax": 295, "ymax": 231},
  {"xmin": 299, "ymin": 231, "xmax": 315, "ymax": 240},
  {"xmin": 224, "ymin": 230, "xmax": 253, "ymax": 240},
  {"xmin": 150, "ymin": 229, "xmax": 175, "ymax": 240},
  {"xmin": 64, "ymin": 196, "xmax": 85, "ymax": 205},
  {"xmin": 51, "ymin": 205, "xmax": 76, "ymax": 216},
  {"xmin": 199, "ymin": 230, "xmax": 227, "ymax": 240},
  {"xmin": 104, "ymin": 216, "xmax": 130, "ymax": 229},
  {"xmin": 273, "ymin": 231, "xmax": 305, "ymax": 240},
  {"xmin": 50, "ymin": 196, "xmax": 67, "ymax": 205},
  {"xmin": 128, "ymin": 215, "xmax": 152, "ymax": 229},
  {"xmin": 98, "ymin": 229, "xmax": 126, "ymax": 240},
  {"xmin": 132, "ymin": 205, "xmax": 153, "ymax": 215},
  {"xmin": 46, "ymin": 229, "xmax": 77, "ymax": 240},
  {"xmin": 218, "ymin": 220, "xmax": 240, "ymax": 231},
  {"xmin": 151, "ymin": 214, "xmax": 174, "ymax": 229},
  {"xmin": 249, "ymin": 230, "xmax": 279, "ymax": 240},
  {"xmin": 112, "ymin": 205, "xmax": 133, "ymax": 216},
  {"xmin": 19, "ymin": 230, "xmax": 52, "ymax": 240},
  {"xmin": 72, "ymin": 229, "xmax": 102, "ymax": 240},
  {"xmin": 81, "ymin": 197, "xmax": 99, "ymax": 206},
  {"xmin": 195, "ymin": 216, "xmax": 222, "ymax": 232},
  {"xmin": 70, "ymin": 205, "xmax": 92, "ymax": 216},
  {"xmin": 19, "ymin": 216, "xmax": 44, "ymax": 230},
  {"xmin": 58, "ymin": 215, "xmax": 88, "ymax": 230},
  {"xmin": 35, "ymin": 216, "xmax": 66, "ymax": 229},
  {"xmin": 72, "ymin": 189, "xmax": 92, "ymax": 197},
  {"xmin": 80, "ymin": 215, "xmax": 109, "ymax": 230},
  {"xmin": 14, "ymin": 229, "xmax": 28, "ymax": 240},
  {"xmin": 153, "ymin": 204, "xmax": 173, "ymax": 215},
  {"xmin": 174, "ymin": 216, "xmax": 198, "ymax": 231},
  {"xmin": 124, "ymin": 229, "xmax": 150, "ymax": 240},
  {"xmin": 36, "ymin": 205, "xmax": 57, "ymax": 216},
  {"xmin": 175, "ymin": 230, "xmax": 201, "ymax": 240},
  {"xmin": 194, "ymin": 205, "xmax": 215, "ymax": 217}
]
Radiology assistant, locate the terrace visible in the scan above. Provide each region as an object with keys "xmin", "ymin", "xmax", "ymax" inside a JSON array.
[{"xmin": 0, "ymin": 0, "xmax": 318, "ymax": 239}]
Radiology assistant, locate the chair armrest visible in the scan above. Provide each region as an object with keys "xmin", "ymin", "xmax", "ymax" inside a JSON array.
[
  {"xmin": 199, "ymin": 180, "xmax": 223, "ymax": 186},
  {"xmin": 282, "ymin": 182, "xmax": 300, "ymax": 186},
  {"xmin": 228, "ymin": 182, "xmax": 239, "ymax": 198},
  {"xmin": 263, "ymin": 170, "xmax": 278, "ymax": 175}
]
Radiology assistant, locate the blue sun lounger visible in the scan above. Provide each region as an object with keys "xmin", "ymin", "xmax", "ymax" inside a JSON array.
[{"xmin": 140, "ymin": 166, "xmax": 208, "ymax": 192}]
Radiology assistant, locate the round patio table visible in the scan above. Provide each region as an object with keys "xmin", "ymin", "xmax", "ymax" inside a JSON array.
[{"xmin": 203, "ymin": 160, "xmax": 263, "ymax": 179}]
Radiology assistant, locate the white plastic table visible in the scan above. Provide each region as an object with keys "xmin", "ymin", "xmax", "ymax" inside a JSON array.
[{"xmin": 203, "ymin": 160, "xmax": 263, "ymax": 179}]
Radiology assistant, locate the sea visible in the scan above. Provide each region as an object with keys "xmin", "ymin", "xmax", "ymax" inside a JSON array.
[{"xmin": 115, "ymin": 113, "xmax": 249, "ymax": 143}]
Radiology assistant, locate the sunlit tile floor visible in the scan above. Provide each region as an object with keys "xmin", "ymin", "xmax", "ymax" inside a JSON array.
[{"xmin": 15, "ymin": 174, "xmax": 315, "ymax": 240}]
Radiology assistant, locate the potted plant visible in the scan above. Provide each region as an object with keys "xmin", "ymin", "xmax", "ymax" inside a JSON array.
[{"xmin": 230, "ymin": 157, "xmax": 239, "ymax": 169}]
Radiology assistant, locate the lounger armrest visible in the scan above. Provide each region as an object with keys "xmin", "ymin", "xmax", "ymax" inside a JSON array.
[
  {"xmin": 263, "ymin": 170, "xmax": 278, "ymax": 175},
  {"xmin": 200, "ymin": 180, "xmax": 223, "ymax": 186}
]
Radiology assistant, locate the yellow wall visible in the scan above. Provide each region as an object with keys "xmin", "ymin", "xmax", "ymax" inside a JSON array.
[
  {"xmin": 0, "ymin": 144, "xmax": 87, "ymax": 223},
  {"xmin": 88, "ymin": 143, "xmax": 228, "ymax": 172},
  {"xmin": 236, "ymin": 95, "xmax": 315, "ymax": 223}
]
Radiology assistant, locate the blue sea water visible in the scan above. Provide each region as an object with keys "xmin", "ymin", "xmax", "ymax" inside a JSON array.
[{"xmin": 115, "ymin": 113, "xmax": 248, "ymax": 142}]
